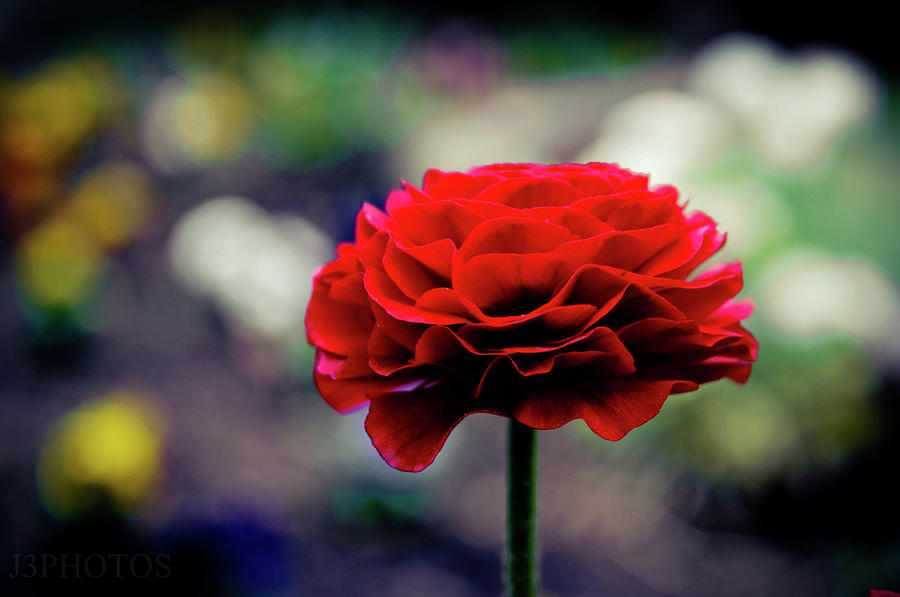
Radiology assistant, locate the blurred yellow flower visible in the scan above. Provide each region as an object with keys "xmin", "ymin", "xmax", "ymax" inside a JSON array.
[
  {"xmin": 37, "ymin": 391, "xmax": 165, "ymax": 519},
  {"xmin": 64, "ymin": 162, "xmax": 154, "ymax": 249},
  {"xmin": 15, "ymin": 214, "xmax": 105, "ymax": 311}
]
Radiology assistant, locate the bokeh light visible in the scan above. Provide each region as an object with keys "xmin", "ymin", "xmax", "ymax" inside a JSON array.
[
  {"xmin": 142, "ymin": 72, "xmax": 254, "ymax": 172},
  {"xmin": 37, "ymin": 390, "xmax": 165, "ymax": 519},
  {"xmin": 15, "ymin": 213, "xmax": 106, "ymax": 313},
  {"xmin": 168, "ymin": 196, "xmax": 333, "ymax": 344},
  {"xmin": 64, "ymin": 162, "xmax": 155, "ymax": 249},
  {"xmin": 690, "ymin": 34, "xmax": 881, "ymax": 171},
  {"xmin": 759, "ymin": 250, "xmax": 900, "ymax": 365}
]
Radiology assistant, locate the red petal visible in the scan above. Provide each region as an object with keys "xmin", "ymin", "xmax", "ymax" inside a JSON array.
[
  {"xmin": 364, "ymin": 269, "xmax": 469, "ymax": 325},
  {"xmin": 383, "ymin": 239, "xmax": 448, "ymax": 299},
  {"xmin": 423, "ymin": 172, "xmax": 502, "ymax": 200},
  {"xmin": 414, "ymin": 325, "xmax": 473, "ymax": 363},
  {"xmin": 415, "ymin": 287, "xmax": 485, "ymax": 321},
  {"xmin": 556, "ymin": 265, "xmax": 634, "ymax": 310},
  {"xmin": 393, "ymin": 237, "xmax": 456, "ymax": 280},
  {"xmin": 600, "ymin": 282, "xmax": 687, "ymax": 328},
  {"xmin": 316, "ymin": 347, "xmax": 375, "ymax": 379},
  {"xmin": 556, "ymin": 167, "xmax": 644, "ymax": 196},
  {"xmin": 456, "ymin": 304, "xmax": 601, "ymax": 350},
  {"xmin": 449, "ymin": 199, "xmax": 523, "ymax": 221},
  {"xmin": 370, "ymin": 302, "xmax": 425, "ymax": 351},
  {"xmin": 457, "ymin": 217, "xmax": 577, "ymax": 262},
  {"xmin": 512, "ymin": 377, "xmax": 680, "ymax": 440},
  {"xmin": 522, "ymin": 206, "xmax": 614, "ymax": 238},
  {"xmin": 391, "ymin": 201, "xmax": 485, "ymax": 246},
  {"xmin": 706, "ymin": 299, "xmax": 755, "ymax": 326},
  {"xmin": 367, "ymin": 327, "xmax": 414, "ymax": 375},
  {"xmin": 306, "ymin": 269, "xmax": 374, "ymax": 356},
  {"xmin": 384, "ymin": 189, "xmax": 413, "ymax": 213},
  {"xmin": 507, "ymin": 326, "xmax": 636, "ymax": 376},
  {"xmin": 660, "ymin": 215, "xmax": 726, "ymax": 280},
  {"xmin": 422, "ymin": 168, "xmax": 445, "ymax": 189},
  {"xmin": 313, "ymin": 369, "xmax": 373, "ymax": 413},
  {"xmin": 365, "ymin": 384, "xmax": 491, "ymax": 471},
  {"xmin": 571, "ymin": 188, "xmax": 681, "ymax": 230},
  {"xmin": 658, "ymin": 263, "xmax": 744, "ymax": 320},
  {"xmin": 384, "ymin": 181, "xmax": 433, "ymax": 212},
  {"xmin": 552, "ymin": 226, "xmax": 686, "ymax": 272},
  {"xmin": 471, "ymin": 177, "xmax": 580, "ymax": 208},
  {"xmin": 355, "ymin": 203, "xmax": 396, "ymax": 243},
  {"xmin": 616, "ymin": 175, "xmax": 653, "ymax": 192},
  {"xmin": 453, "ymin": 253, "xmax": 575, "ymax": 316}
]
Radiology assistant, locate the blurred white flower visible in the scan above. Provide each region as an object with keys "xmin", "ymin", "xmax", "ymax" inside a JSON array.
[
  {"xmin": 690, "ymin": 34, "xmax": 880, "ymax": 170},
  {"xmin": 577, "ymin": 90, "xmax": 736, "ymax": 187},
  {"xmin": 759, "ymin": 250, "xmax": 900, "ymax": 365},
  {"xmin": 395, "ymin": 86, "xmax": 556, "ymax": 181},
  {"xmin": 168, "ymin": 197, "xmax": 333, "ymax": 343},
  {"xmin": 141, "ymin": 73, "xmax": 254, "ymax": 173},
  {"xmin": 680, "ymin": 177, "xmax": 792, "ymax": 258}
]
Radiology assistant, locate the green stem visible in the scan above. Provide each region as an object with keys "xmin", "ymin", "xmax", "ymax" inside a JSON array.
[{"xmin": 507, "ymin": 419, "xmax": 538, "ymax": 597}]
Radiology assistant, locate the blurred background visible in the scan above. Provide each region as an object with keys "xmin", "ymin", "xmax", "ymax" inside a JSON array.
[{"xmin": 1, "ymin": 1, "xmax": 898, "ymax": 596}]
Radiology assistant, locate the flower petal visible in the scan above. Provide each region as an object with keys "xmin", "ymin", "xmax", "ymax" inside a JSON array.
[
  {"xmin": 659, "ymin": 213, "xmax": 726, "ymax": 279},
  {"xmin": 457, "ymin": 217, "xmax": 578, "ymax": 262},
  {"xmin": 658, "ymin": 263, "xmax": 744, "ymax": 320},
  {"xmin": 453, "ymin": 253, "xmax": 576, "ymax": 316},
  {"xmin": 522, "ymin": 206, "xmax": 614, "ymax": 238},
  {"xmin": 512, "ymin": 377, "xmax": 682, "ymax": 440},
  {"xmin": 306, "ymin": 266, "xmax": 374, "ymax": 356},
  {"xmin": 472, "ymin": 177, "xmax": 581, "ymax": 208},
  {"xmin": 552, "ymin": 226, "xmax": 685, "ymax": 272},
  {"xmin": 313, "ymin": 370, "xmax": 373, "ymax": 413},
  {"xmin": 364, "ymin": 268, "xmax": 469, "ymax": 324},
  {"xmin": 456, "ymin": 304, "xmax": 601, "ymax": 350},
  {"xmin": 367, "ymin": 327, "xmax": 414, "ymax": 375},
  {"xmin": 423, "ymin": 171, "xmax": 502, "ymax": 200},
  {"xmin": 365, "ymin": 383, "xmax": 494, "ymax": 472},
  {"xmin": 572, "ymin": 187, "xmax": 681, "ymax": 230},
  {"xmin": 507, "ymin": 326, "xmax": 636, "ymax": 376},
  {"xmin": 383, "ymin": 239, "xmax": 449, "ymax": 299}
]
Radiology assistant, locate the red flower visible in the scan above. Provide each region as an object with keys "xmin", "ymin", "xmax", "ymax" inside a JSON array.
[
  {"xmin": 870, "ymin": 591, "xmax": 900, "ymax": 597},
  {"xmin": 306, "ymin": 163, "xmax": 757, "ymax": 471}
]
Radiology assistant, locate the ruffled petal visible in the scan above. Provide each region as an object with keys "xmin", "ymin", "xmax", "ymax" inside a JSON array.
[
  {"xmin": 522, "ymin": 206, "xmax": 614, "ymax": 238},
  {"xmin": 506, "ymin": 326, "xmax": 636, "ymax": 376},
  {"xmin": 313, "ymin": 370, "xmax": 373, "ymax": 413},
  {"xmin": 552, "ymin": 226, "xmax": 684, "ymax": 272},
  {"xmin": 355, "ymin": 203, "xmax": 397, "ymax": 244},
  {"xmin": 383, "ymin": 239, "xmax": 449, "ymax": 299},
  {"xmin": 571, "ymin": 187, "xmax": 681, "ymax": 230},
  {"xmin": 393, "ymin": 237, "xmax": 456, "ymax": 280},
  {"xmin": 471, "ymin": 177, "xmax": 581, "ymax": 208},
  {"xmin": 306, "ymin": 265, "xmax": 374, "ymax": 356},
  {"xmin": 385, "ymin": 181, "xmax": 433, "ymax": 212},
  {"xmin": 659, "ymin": 213, "xmax": 726, "ymax": 279},
  {"xmin": 367, "ymin": 327, "xmax": 414, "ymax": 375},
  {"xmin": 364, "ymin": 269, "xmax": 470, "ymax": 325},
  {"xmin": 365, "ymin": 383, "xmax": 492, "ymax": 472},
  {"xmin": 511, "ymin": 377, "xmax": 682, "ymax": 440},
  {"xmin": 316, "ymin": 347, "xmax": 376, "ymax": 380},
  {"xmin": 422, "ymin": 171, "xmax": 502, "ymax": 200},
  {"xmin": 391, "ymin": 201, "xmax": 485, "ymax": 247},
  {"xmin": 457, "ymin": 217, "xmax": 577, "ymax": 262},
  {"xmin": 453, "ymin": 253, "xmax": 576, "ymax": 316},
  {"xmin": 657, "ymin": 263, "xmax": 744, "ymax": 320},
  {"xmin": 456, "ymin": 304, "xmax": 601, "ymax": 351}
]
